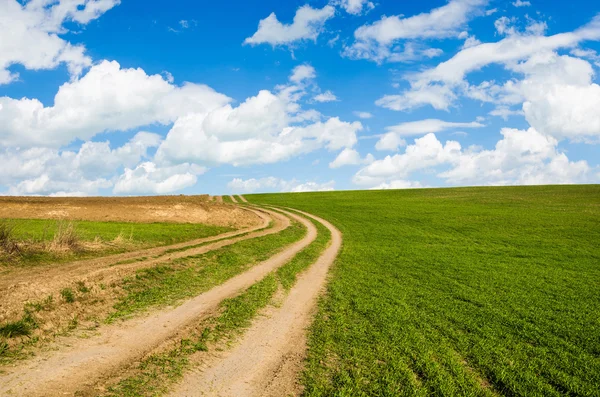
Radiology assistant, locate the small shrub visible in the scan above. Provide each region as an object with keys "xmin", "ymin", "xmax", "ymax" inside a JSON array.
[
  {"xmin": 76, "ymin": 281, "xmax": 90, "ymax": 293},
  {"xmin": 0, "ymin": 340, "xmax": 8, "ymax": 356},
  {"xmin": 51, "ymin": 221, "xmax": 80, "ymax": 251},
  {"xmin": 61, "ymin": 288, "xmax": 76, "ymax": 303},
  {"xmin": 0, "ymin": 220, "xmax": 20, "ymax": 255},
  {"xmin": 0, "ymin": 319, "xmax": 31, "ymax": 338}
]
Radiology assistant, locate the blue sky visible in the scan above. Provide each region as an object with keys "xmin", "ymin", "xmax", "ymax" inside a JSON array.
[{"xmin": 1, "ymin": 0, "xmax": 599, "ymax": 195}]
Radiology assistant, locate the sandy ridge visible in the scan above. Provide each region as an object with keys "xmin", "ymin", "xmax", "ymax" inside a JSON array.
[
  {"xmin": 169, "ymin": 208, "xmax": 342, "ymax": 397},
  {"xmin": 0, "ymin": 209, "xmax": 317, "ymax": 396}
]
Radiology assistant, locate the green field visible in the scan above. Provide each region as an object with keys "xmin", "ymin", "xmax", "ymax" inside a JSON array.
[
  {"xmin": 247, "ymin": 185, "xmax": 600, "ymax": 396},
  {"xmin": 0, "ymin": 218, "xmax": 232, "ymax": 267}
]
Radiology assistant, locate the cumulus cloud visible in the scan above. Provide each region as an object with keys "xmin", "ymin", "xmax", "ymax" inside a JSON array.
[
  {"xmin": 290, "ymin": 64, "xmax": 316, "ymax": 83},
  {"xmin": 244, "ymin": 5, "xmax": 335, "ymax": 46},
  {"xmin": 375, "ymin": 119, "xmax": 484, "ymax": 151},
  {"xmin": 355, "ymin": 128, "xmax": 595, "ymax": 188},
  {"xmin": 0, "ymin": 60, "xmax": 230, "ymax": 147},
  {"xmin": 313, "ymin": 90, "xmax": 338, "ymax": 102},
  {"xmin": 0, "ymin": 0, "xmax": 120, "ymax": 84},
  {"xmin": 228, "ymin": 177, "xmax": 335, "ymax": 193},
  {"xmin": 155, "ymin": 73, "xmax": 362, "ymax": 167},
  {"xmin": 329, "ymin": 148, "xmax": 374, "ymax": 168},
  {"xmin": 372, "ymin": 180, "xmax": 424, "ymax": 190},
  {"xmin": 517, "ymin": 53, "xmax": 600, "ymax": 142},
  {"xmin": 1, "ymin": 131, "xmax": 160, "ymax": 195},
  {"xmin": 336, "ymin": 0, "xmax": 375, "ymax": 15},
  {"xmin": 343, "ymin": 0, "xmax": 487, "ymax": 63},
  {"xmin": 113, "ymin": 162, "xmax": 205, "ymax": 195}
]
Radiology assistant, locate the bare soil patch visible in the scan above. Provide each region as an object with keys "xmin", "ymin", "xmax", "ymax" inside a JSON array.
[{"xmin": 0, "ymin": 195, "xmax": 257, "ymax": 229}]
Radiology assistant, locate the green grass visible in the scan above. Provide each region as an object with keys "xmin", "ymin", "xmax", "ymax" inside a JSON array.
[
  {"xmin": 222, "ymin": 196, "xmax": 234, "ymax": 204},
  {"xmin": 104, "ymin": 213, "xmax": 332, "ymax": 397},
  {"xmin": 247, "ymin": 185, "xmax": 600, "ymax": 396},
  {"xmin": 5, "ymin": 218, "xmax": 230, "ymax": 245},
  {"xmin": 0, "ymin": 218, "xmax": 232, "ymax": 267},
  {"xmin": 107, "ymin": 219, "xmax": 306, "ymax": 321}
]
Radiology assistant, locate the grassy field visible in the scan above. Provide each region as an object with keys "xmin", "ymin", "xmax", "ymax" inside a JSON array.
[
  {"xmin": 0, "ymin": 218, "xmax": 232, "ymax": 267},
  {"xmin": 247, "ymin": 185, "xmax": 600, "ymax": 396}
]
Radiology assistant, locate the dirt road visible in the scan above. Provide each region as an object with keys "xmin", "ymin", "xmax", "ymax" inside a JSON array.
[
  {"xmin": 0, "ymin": 208, "xmax": 285, "ymax": 324},
  {"xmin": 168, "ymin": 210, "xmax": 341, "ymax": 397},
  {"xmin": 0, "ymin": 210, "xmax": 317, "ymax": 396}
]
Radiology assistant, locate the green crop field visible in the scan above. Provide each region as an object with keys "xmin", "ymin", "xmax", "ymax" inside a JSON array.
[
  {"xmin": 0, "ymin": 218, "xmax": 232, "ymax": 267},
  {"xmin": 247, "ymin": 185, "xmax": 600, "ymax": 396}
]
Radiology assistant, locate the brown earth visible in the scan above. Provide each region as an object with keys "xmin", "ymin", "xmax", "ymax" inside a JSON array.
[
  {"xmin": 0, "ymin": 208, "xmax": 292, "ymax": 364},
  {"xmin": 0, "ymin": 195, "xmax": 256, "ymax": 228},
  {"xmin": 168, "ymin": 209, "xmax": 341, "ymax": 397},
  {"xmin": 0, "ymin": 209, "xmax": 317, "ymax": 397}
]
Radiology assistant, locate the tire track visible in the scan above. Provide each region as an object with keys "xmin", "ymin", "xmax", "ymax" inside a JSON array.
[
  {"xmin": 168, "ymin": 209, "xmax": 341, "ymax": 397},
  {"xmin": 0, "ymin": 207, "xmax": 280, "ymax": 323},
  {"xmin": 0, "ymin": 210, "xmax": 317, "ymax": 397},
  {"xmin": 230, "ymin": 195, "xmax": 238, "ymax": 203}
]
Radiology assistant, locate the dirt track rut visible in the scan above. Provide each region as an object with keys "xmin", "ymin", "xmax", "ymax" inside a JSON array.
[
  {"xmin": 0, "ymin": 208, "xmax": 287, "ymax": 322},
  {"xmin": 0, "ymin": 210, "xmax": 317, "ymax": 396},
  {"xmin": 169, "ymin": 209, "xmax": 342, "ymax": 397}
]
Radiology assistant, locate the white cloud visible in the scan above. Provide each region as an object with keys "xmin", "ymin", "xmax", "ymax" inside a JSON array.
[
  {"xmin": 354, "ymin": 133, "xmax": 462, "ymax": 186},
  {"xmin": 372, "ymin": 180, "xmax": 423, "ymax": 190},
  {"xmin": 439, "ymin": 128, "xmax": 590, "ymax": 185},
  {"xmin": 290, "ymin": 64, "xmax": 316, "ymax": 83},
  {"xmin": 0, "ymin": 60, "xmax": 230, "ymax": 147},
  {"xmin": 375, "ymin": 133, "xmax": 407, "ymax": 152},
  {"xmin": 513, "ymin": 0, "xmax": 531, "ymax": 7},
  {"xmin": 0, "ymin": 0, "xmax": 120, "ymax": 84},
  {"xmin": 376, "ymin": 84, "xmax": 457, "ymax": 111},
  {"xmin": 413, "ymin": 15, "xmax": 600, "ymax": 86},
  {"xmin": 354, "ymin": 111, "xmax": 373, "ymax": 119},
  {"xmin": 336, "ymin": 0, "xmax": 375, "ymax": 15},
  {"xmin": 228, "ymin": 177, "xmax": 335, "ymax": 193},
  {"xmin": 354, "ymin": 128, "xmax": 595, "ymax": 188},
  {"xmin": 113, "ymin": 162, "xmax": 204, "ymax": 195},
  {"xmin": 379, "ymin": 14, "xmax": 600, "ymax": 111},
  {"xmin": 329, "ymin": 148, "xmax": 374, "ymax": 168},
  {"xmin": 571, "ymin": 48, "xmax": 600, "ymax": 67},
  {"xmin": 518, "ymin": 53, "xmax": 600, "ymax": 142},
  {"xmin": 313, "ymin": 90, "xmax": 338, "ymax": 102},
  {"xmin": 384, "ymin": 119, "xmax": 484, "ymax": 137},
  {"xmin": 489, "ymin": 106, "xmax": 524, "ymax": 120},
  {"xmin": 156, "ymin": 88, "xmax": 362, "ymax": 166},
  {"xmin": 343, "ymin": 0, "xmax": 487, "ymax": 63},
  {"xmin": 244, "ymin": 5, "xmax": 335, "ymax": 46},
  {"xmin": 375, "ymin": 119, "xmax": 483, "ymax": 151},
  {"xmin": 0, "ymin": 131, "xmax": 160, "ymax": 195}
]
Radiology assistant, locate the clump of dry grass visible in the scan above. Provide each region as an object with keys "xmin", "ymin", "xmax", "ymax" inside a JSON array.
[
  {"xmin": 49, "ymin": 220, "xmax": 80, "ymax": 252},
  {"xmin": 0, "ymin": 220, "xmax": 20, "ymax": 256}
]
